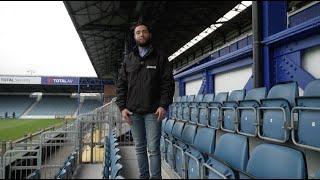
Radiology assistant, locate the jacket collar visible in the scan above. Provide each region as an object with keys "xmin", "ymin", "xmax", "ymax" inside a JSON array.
[{"xmin": 133, "ymin": 45, "xmax": 154, "ymax": 59}]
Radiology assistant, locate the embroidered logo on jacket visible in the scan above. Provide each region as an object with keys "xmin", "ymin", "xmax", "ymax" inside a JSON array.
[{"xmin": 146, "ymin": 66, "xmax": 157, "ymax": 69}]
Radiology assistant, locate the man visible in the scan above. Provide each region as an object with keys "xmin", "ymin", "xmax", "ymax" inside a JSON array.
[{"xmin": 116, "ymin": 21, "xmax": 175, "ymax": 179}]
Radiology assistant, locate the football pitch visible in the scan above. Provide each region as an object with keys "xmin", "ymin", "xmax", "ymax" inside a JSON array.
[{"xmin": 0, "ymin": 119, "xmax": 64, "ymax": 141}]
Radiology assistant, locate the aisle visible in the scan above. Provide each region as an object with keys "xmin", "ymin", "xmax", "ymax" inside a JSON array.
[{"xmin": 73, "ymin": 164, "xmax": 103, "ymax": 179}]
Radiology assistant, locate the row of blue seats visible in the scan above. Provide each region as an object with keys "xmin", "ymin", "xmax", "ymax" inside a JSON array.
[
  {"xmin": 169, "ymin": 80, "xmax": 320, "ymax": 151},
  {"xmin": 161, "ymin": 117, "xmax": 320, "ymax": 179},
  {"xmin": 55, "ymin": 151, "xmax": 78, "ymax": 179},
  {"xmin": 103, "ymin": 129, "xmax": 124, "ymax": 179}
]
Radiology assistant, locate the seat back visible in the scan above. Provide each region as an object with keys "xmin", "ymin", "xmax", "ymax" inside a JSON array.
[
  {"xmin": 238, "ymin": 87, "xmax": 267, "ymax": 136},
  {"xmin": 172, "ymin": 121, "xmax": 185, "ymax": 140},
  {"xmin": 315, "ymin": 170, "xmax": 320, "ymax": 179},
  {"xmin": 246, "ymin": 144, "xmax": 306, "ymax": 179},
  {"xmin": 177, "ymin": 96, "xmax": 187, "ymax": 120},
  {"xmin": 164, "ymin": 119, "xmax": 175, "ymax": 137},
  {"xmin": 172, "ymin": 96, "xmax": 181, "ymax": 119},
  {"xmin": 193, "ymin": 127, "xmax": 216, "ymax": 154},
  {"xmin": 190, "ymin": 94, "xmax": 204, "ymax": 124},
  {"xmin": 213, "ymin": 92, "xmax": 228, "ymax": 104},
  {"xmin": 183, "ymin": 95, "xmax": 195, "ymax": 121},
  {"xmin": 261, "ymin": 82, "xmax": 298, "ymax": 142},
  {"xmin": 222, "ymin": 90, "xmax": 245, "ymax": 132},
  {"xmin": 266, "ymin": 82, "xmax": 298, "ymax": 106},
  {"xmin": 181, "ymin": 124, "xmax": 197, "ymax": 145},
  {"xmin": 198, "ymin": 94, "xmax": 214, "ymax": 125},
  {"xmin": 304, "ymin": 79, "xmax": 320, "ymax": 97},
  {"xmin": 228, "ymin": 90, "xmax": 245, "ymax": 102},
  {"xmin": 214, "ymin": 134, "xmax": 248, "ymax": 171},
  {"xmin": 295, "ymin": 79, "xmax": 320, "ymax": 149},
  {"xmin": 245, "ymin": 87, "xmax": 267, "ymax": 101},
  {"xmin": 208, "ymin": 92, "xmax": 228, "ymax": 129}
]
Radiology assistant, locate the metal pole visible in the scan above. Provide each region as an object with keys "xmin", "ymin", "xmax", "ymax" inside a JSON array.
[
  {"xmin": 90, "ymin": 115, "xmax": 94, "ymax": 163},
  {"xmin": 252, "ymin": 1, "xmax": 263, "ymax": 88},
  {"xmin": 77, "ymin": 78, "xmax": 80, "ymax": 116}
]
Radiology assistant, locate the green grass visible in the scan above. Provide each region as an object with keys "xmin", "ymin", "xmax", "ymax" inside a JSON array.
[{"xmin": 0, "ymin": 119, "xmax": 64, "ymax": 141}]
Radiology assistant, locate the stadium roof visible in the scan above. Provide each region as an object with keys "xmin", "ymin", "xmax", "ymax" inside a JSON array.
[{"xmin": 64, "ymin": 1, "xmax": 252, "ymax": 81}]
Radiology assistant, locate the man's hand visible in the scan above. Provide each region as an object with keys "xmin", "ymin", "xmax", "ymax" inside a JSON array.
[
  {"xmin": 122, "ymin": 108, "xmax": 133, "ymax": 125},
  {"xmin": 154, "ymin": 107, "xmax": 166, "ymax": 121}
]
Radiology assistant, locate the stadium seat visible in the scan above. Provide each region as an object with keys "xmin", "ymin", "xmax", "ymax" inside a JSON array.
[
  {"xmin": 56, "ymin": 168, "xmax": 67, "ymax": 179},
  {"xmin": 64, "ymin": 161, "xmax": 72, "ymax": 179},
  {"xmin": 246, "ymin": 144, "xmax": 306, "ymax": 179},
  {"xmin": 291, "ymin": 79, "xmax": 320, "ymax": 151},
  {"xmin": 177, "ymin": 96, "xmax": 187, "ymax": 121},
  {"xmin": 111, "ymin": 163, "xmax": 123, "ymax": 179},
  {"xmin": 258, "ymin": 82, "xmax": 298, "ymax": 143},
  {"xmin": 170, "ymin": 121, "xmax": 186, "ymax": 169},
  {"xmin": 171, "ymin": 96, "xmax": 181, "ymax": 120},
  {"xmin": 315, "ymin": 170, "xmax": 320, "ymax": 179},
  {"xmin": 185, "ymin": 126, "xmax": 216, "ymax": 179},
  {"xmin": 237, "ymin": 87, "xmax": 267, "ymax": 137},
  {"xmin": 208, "ymin": 92, "xmax": 228, "ymax": 129},
  {"xmin": 160, "ymin": 119, "xmax": 168, "ymax": 159},
  {"xmin": 182, "ymin": 95, "xmax": 195, "ymax": 122},
  {"xmin": 163, "ymin": 119, "xmax": 175, "ymax": 165},
  {"xmin": 221, "ymin": 90, "xmax": 245, "ymax": 132},
  {"xmin": 172, "ymin": 123, "xmax": 197, "ymax": 178},
  {"xmin": 190, "ymin": 94, "xmax": 204, "ymax": 124},
  {"xmin": 202, "ymin": 133, "xmax": 248, "ymax": 179},
  {"xmin": 198, "ymin": 94, "xmax": 214, "ymax": 126}
]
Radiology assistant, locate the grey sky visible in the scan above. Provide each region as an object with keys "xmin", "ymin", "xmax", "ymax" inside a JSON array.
[{"xmin": 0, "ymin": 1, "xmax": 97, "ymax": 77}]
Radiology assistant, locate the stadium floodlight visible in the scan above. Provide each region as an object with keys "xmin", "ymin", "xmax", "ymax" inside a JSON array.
[{"xmin": 168, "ymin": 1, "xmax": 252, "ymax": 62}]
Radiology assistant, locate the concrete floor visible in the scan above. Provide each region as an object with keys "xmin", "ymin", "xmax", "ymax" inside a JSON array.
[{"xmin": 119, "ymin": 146, "xmax": 179, "ymax": 179}]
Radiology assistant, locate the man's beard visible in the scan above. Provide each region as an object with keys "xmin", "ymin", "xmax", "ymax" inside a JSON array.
[{"xmin": 135, "ymin": 38, "xmax": 151, "ymax": 47}]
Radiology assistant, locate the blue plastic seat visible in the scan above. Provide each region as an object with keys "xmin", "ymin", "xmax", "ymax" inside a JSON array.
[
  {"xmin": 177, "ymin": 96, "xmax": 187, "ymax": 121},
  {"xmin": 111, "ymin": 163, "xmax": 123, "ymax": 179},
  {"xmin": 171, "ymin": 96, "xmax": 181, "ymax": 120},
  {"xmin": 258, "ymin": 82, "xmax": 298, "ymax": 143},
  {"xmin": 208, "ymin": 92, "xmax": 228, "ymax": 129},
  {"xmin": 163, "ymin": 119, "xmax": 175, "ymax": 164},
  {"xmin": 315, "ymin": 170, "xmax": 320, "ymax": 178},
  {"xmin": 291, "ymin": 79, "xmax": 320, "ymax": 152},
  {"xmin": 185, "ymin": 126, "xmax": 216, "ymax": 179},
  {"xmin": 221, "ymin": 90, "xmax": 245, "ymax": 132},
  {"xmin": 237, "ymin": 87, "xmax": 267, "ymax": 137},
  {"xmin": 56, "ymin": 168, "xmax": 67, "ymax": 179},
  {"xmin": 190, "ymin": 94, "xmax": 204, "ymax": 124},
  {"xmin": 168, "ymin": 121, "xmax": 186, "ymax": 169},
  {"xmin": 203, "ymin": 133, "xmax": 248, "ymax": 179},
  {"xmin": 198, "ymin": 94, "xmax": 214, "ymax": 126},
  {"xmin": 246, "ymin": 144, "xmax": 306, "ymax": 179},
  {"xmin": 182, "ymin": 95, "xmax": 195, "ymax": 122},
  {"xmin": 160, "ymin": 119, "xmax": 168, "ymax": 159},
  {"xmin": 172, "ymin": 123, "xmax": 197, "ymax": 178}
]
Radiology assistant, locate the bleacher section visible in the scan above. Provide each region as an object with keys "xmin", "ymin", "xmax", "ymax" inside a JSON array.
[
  {"xmin": 27, "ymin": 95, "xmax": 77, "ymax": 116},
  {"xmin": 162, "ymin": 80, "xmax": 320, "ymax": 179},
  {"xmin": 0, "ymin": 95, "xmax": 35, "ymax": 118},
  {"xmin": 80, "ymin": 99, "xmax": 102, "ymax": 114}
]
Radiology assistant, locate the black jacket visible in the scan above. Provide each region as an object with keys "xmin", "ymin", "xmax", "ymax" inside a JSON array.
[{"xmin": 115, "ymin": 46, "xmax": 175, "ymax": 114}]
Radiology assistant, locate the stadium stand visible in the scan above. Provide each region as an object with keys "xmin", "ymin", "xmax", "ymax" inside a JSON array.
[
  {"xmin": 0, "ymin": 95, "xmax": 35, "ymax": 118},
  {"xmin": 27, "ymin": 95, "xmax": 77, "ymax": 116},
  {"xmin": 162, "ymin": 81, "xmax": 320, "ymax": 179},
  {"xmin": 79, "ymin": 99, "xmax": 102, "ymax": 114}
]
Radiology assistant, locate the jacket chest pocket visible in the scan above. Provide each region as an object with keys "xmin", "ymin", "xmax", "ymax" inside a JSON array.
[
  {"xmin": 125, "ymin": 64, "xmax": 140, "ymax": 85},
  {"xmin": 143, "ymin": 65, "xmax": 159, "ymax": 81}
]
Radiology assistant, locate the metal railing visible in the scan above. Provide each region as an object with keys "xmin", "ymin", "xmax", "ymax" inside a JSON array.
[{"xmin": 0, "ymin": 97, "xmax": 129, "ymax": 179}]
